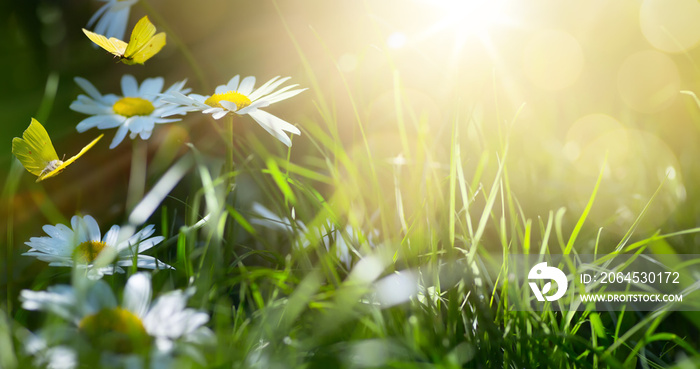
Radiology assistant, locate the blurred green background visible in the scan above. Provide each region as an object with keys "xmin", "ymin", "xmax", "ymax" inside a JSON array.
[
  {"xmin": 3, "ymin": 0, "xmax": 700, "ymax": 297},
  {"xmin": 4, "ymin": 1, "xmax": 700, "ymax": 367}
]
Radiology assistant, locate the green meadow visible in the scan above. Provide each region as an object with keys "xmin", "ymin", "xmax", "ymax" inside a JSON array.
[{"xmin": 1, "ymin": 0, "xmax": 700, "ymax": 367}]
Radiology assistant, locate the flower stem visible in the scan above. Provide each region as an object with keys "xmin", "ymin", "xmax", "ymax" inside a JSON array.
[
  {"xmin": 127, "ymin": 139, "xmax": 148, "ymax": 214},
  {"xmin": 224, "ymin": 114, "xmax": 234, "ymax": 190}
]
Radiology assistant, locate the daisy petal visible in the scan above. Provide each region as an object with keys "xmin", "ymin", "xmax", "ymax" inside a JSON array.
[
  {"xmin": 137, "ymin": 236, "xmax": 164, "ymax": 253},
  {"xmin": 123, "ymin": 273, "xmax": 152, "ymax": 317},
  {"xmin": 249, "ymin": 203, "xmax": 295, "ymax": 232},
  {"xmin": 264, "ymin": 87, "xmax": 307, "ymax": 105},
  {"xmin": 70, "ymin": 100, "xmax": 113, "ymax": 116},
  {"xmin": 76, "ymin": 115, "xmax": 111, "ymax": 132},
  {"xmin": 103, "ymin": 225, "xmax": 120, "ymax": 247},
  {"xmin": 116, "ymin": 255, "xmax": 173, "ymax": 270},
  {"xmin": 20, "ymin": 286, "xmax": 77, "ymax": 320},
  {"xmin": 249, "ymin": 109, "xmax": 301, "ymax": 134},
  {"xmin": 104, "ymin": 6, "xmax": 130, "ymax": 40},
  {"xmin": 249, "ymin": 76, "xmax": 290, "ymax": 101},
  {"xmin": 95, "ymin": 115, "xmax": 126, "ymax": 130},
  {"xmin": 110, "ymin": 122, "xmax": 131, "ymax": 149},
  {"xmin": 237, "ymin": 76, "xmax": 256, "ymax": 96},
  {"xmin": 215, "ymin": 84, "xmax": 229, "ymax": 94},
  {"xmin": 139, "ymin": 77, "xmax": 165, "ymax": 98},
  {"xmin": 189, "ymin": 94, "xmax": 209, "ymax": 103},
  {"xmin": 74, "ymin": 77, "xmax": 103, "ymax": 101},
  {"xmin": 211, "ymin": 110, "xmax": 228, "ymax": 120},
  {"xmin": 83, "ymin": 215, "xmax": 102, "ymax": 242},
  {"xmin": 219, "ymin": 100, "xmax": 239, "ymax": 112},
  {"xmin": 202, "ymin": 107, "xmax": 221, "ymax": 114},
  {"xmin": 159, "ymin": 107, "xmax": 192, "ymax": 118},
  {"xmin": 84, "ymin": 280, "xmax": 118, "ymax": 313},
  {"xmin": 126, "ymin": 116, "xmax": 150, "ymax": 136},
  {"xmin": 162, "ymin": 79, "xmax": 190, "ymax": 95},
  {"xmin": 87, "ymin": 3, "xmax": 110, "ymax": 28},
  {"xmin": 71, "ymin": 216, "xmax": 91, "ymax": 244},
  {"xmin": 121, "ymin": 75, "xmax": 139, "ymax": 97},
  {"xmin": 236, "ymin": 100, "xmax": 270, "ymax": 115},
  {"xmin": 41, "ymin": 223, "xmax": 72, "ymax": 240},
  {"xmin": 225, "ymin": 75, "xmax": 241, "ymax": 91}
]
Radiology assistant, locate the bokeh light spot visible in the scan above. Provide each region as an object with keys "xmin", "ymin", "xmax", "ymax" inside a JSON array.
[
  {"xmin": 572, "ymin": 129, "xmax": 683, "ymax": 236},
  {"xmin": 387, "ymin": 32, "xmax": 408, "ymax": 49},
  {"xmin": 563, "ymin": 142, "xmax": 580, "ymax": 162},
  {"xmin": 523, "ymin": 29, "xmax": 584, "ymax": 91},
  {"xmin": 617, "ymin": 50, "xmax": 679, "ymax": 114},
  {"xmin": 338, "ymin": 53, "xmax": 359, "ymax": 73},
  {"xmin": 565, "ymin": 114, "xmax": 625, "ymax": 162},
  {"xmin": 666, "ymin": 166, "xmax": 677, "ymax": 180},
  {"xmin": 640, "ymin": 0, "xmax": 700, "ymax": 53}
]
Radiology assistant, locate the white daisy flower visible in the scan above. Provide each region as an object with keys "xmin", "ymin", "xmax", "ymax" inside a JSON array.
[
  {"xmin": 24, "ymin": 332, "xmax": 77, "ymax": 369},
  {"xmin": 23, "ymin": 215, "xmax": 172, "ymax": 280},
  {"xmin": 249, "ymin": 203, "xmax": 377, "ymax": 268},
  {"xmin": 87, "ymin": 0, "xmax": 138, "ymax": 41},
  {"xmin": 70, "ymin": 74, "xmax": 190, "ymax": 149},
  {"xmin": 162, "ymin": 75, "xmax": 306, "ymax": 146},
  {"xmin": 20, "ymin": 273, "xmax": 212, "ymax": 367}
]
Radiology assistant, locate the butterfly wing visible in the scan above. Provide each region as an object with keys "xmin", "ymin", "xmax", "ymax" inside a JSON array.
[
  {"xmin": 12, "ymin": 118, "xmax": 59, "ymax": 177},
  {"xmin": 126, "ymin": 32, "xmax": 166, "ymax": 65},
  {"xmin": 83, "ymin": 29, "xmax": 127, "ymax": 57},
  {"xmin": 124, "ymin": 16, "xmax": 156, "ymax": 59},
  {"xmin": 60, "ymin": 134, "xmax": 104, "ymax": 168},
  {"xmin": 39, "ymin": 134, "xmax": 104, "ymax": 181}
]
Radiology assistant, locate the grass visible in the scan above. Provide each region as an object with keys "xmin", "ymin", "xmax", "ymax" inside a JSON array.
[
  {"xmin": 8, "ymin": 88, "xmax": 696, "ymax": 367},
  {"xmin": 1, "ymin": 1, "xmax": 700, "ymax": 368}
]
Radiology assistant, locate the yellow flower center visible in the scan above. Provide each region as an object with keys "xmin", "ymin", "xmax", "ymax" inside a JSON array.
[
  {"xmin": 204, "ymin": 91, "xmax": 252, "ymax": 111},
  {"xmin": 72, "ymin": 240, "xmax": 108, "ymax": 263},
  {"xmin": 79, "ymin": 307, "xmax": 152, "ymax": 354},
  {"xmin": 112, "ymin": 97, "xmax": 155, "ymax": 117}
]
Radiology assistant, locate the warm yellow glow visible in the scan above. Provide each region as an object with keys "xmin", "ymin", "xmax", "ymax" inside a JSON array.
[
  {"xmin": 387, "ymin": 32, "xmax": 407, "ymax": 49},
  {"xmin": 570, "ymin": 129, "xmax": 683, "ymax": 233},
  {"xmin": 523, "ymin": 29, "xmax": 584, "ymax": 91},
  {"xmin": 640, "ymin": 0, "xmax": 700, "ymax": 53},
  {"xmin": 617, "ymin": 50, "xmax": 679, "ymax": 113},
  {"xmin": 422, "ymin": 0, "xmax": 510, "ymax": 36},
  {"xmin": 564, "ymin": 114, "xmax": 624, "ymax": 162},
  {"xmin": 338, "ymin": 53, "xmax": 359, "ymax": 72}
]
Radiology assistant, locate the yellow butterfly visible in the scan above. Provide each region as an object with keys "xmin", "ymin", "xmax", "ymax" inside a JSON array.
[
  {"xmin": 82, "ymin": 16, "xmax": 166, "ymax": 65},
  {"xmin": 12, "ymin": 118, "xmax": 103, "ymax": 182}
]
